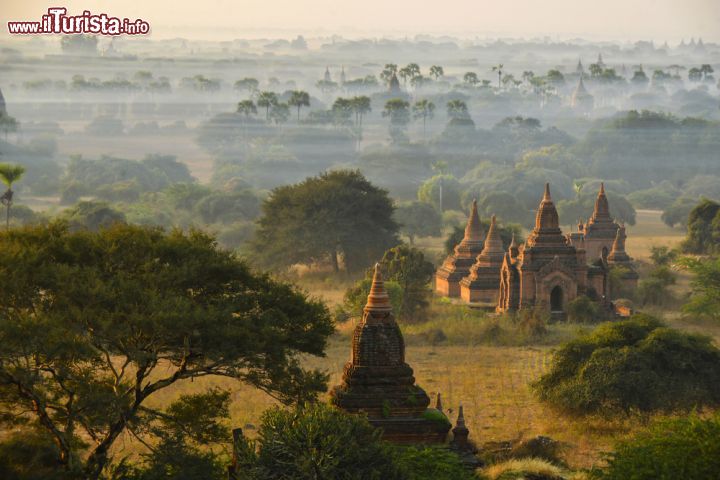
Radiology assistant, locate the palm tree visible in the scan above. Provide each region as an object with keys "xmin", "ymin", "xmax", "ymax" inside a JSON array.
[
  {"xmin": 0, "ymin": 115, "xmax": 18, "ymax": 140},
  {"xmin": 446, "ymin": 100, "xmax": 468, "ymax": 120},
  {"xmin": 256, "ymin": 91, "xmax": 278, "ymax": 120},
  {"xmin": 237, "ymin": 100, "xmax": 257, "ymax": 117},
  {"xmin": 380, "ymin": 64, "xmax": 398, "ymax": 85},
  {"xmin": 429, "ymin": 65, "xmax": 444, "ymax": 80},
  {"xmin": 288, "ymin": 90, "xmax": 310, "ymax": 121},
  {"xmin": 0, "ymin": 163, "xmax": 25, "ymax": 229},
  {"xmin": 350, "ymin": 96, "xmax": 371, "ymax": 149},
  {"xmin": 412, "ymin": 99, "xmax": 435, "ymax": 139},
  {"xmin": 383, "ymin": 99, "xmax": 410, "ymax": 143},
  {"xmin": 491, "ymin": 64, "xmax": 504, "ymax": 89},
  {"xmin": 398, "ymin": 66, "xmax": 412, "ymax": 85}
]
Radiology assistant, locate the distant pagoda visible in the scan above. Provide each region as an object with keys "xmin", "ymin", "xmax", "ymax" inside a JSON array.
[
  {"xmin": 606, "ymin": 224, "xmax": 639, "ymax": 291},
  {"xmin": 460, "ymin": 214, "xmax": 505, "ymax": 303},
  {"xmin": 435, "ymin": 200, "xmax": 485, "ymax": 297},
  {"xmin": 570, "ymin": 76, "xmax": 594, "ymax": 113},
  {"xmin": 581, "ymin": 183, "xmax": 620, "ymax": 260},
  {"xmin": 331, "ymin": 264, "xmax": 450, "ymax": 444},
  {"xmin": 388, "ymin": 72, "xmax": 402, "ymax": 95}
]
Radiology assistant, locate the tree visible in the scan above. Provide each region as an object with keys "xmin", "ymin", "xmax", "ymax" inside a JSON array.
[
  {"xmin": 383, "ymin": 99, "xmax": 411, "ymax": 143},
  {"xmin": 393, "ymin": 201, "xmax": 442, "ymax": 244},
  {"xmin": 602, "ymin": 412, "xmax": 720, "ymax": 480},
  {"xmin": 231, "ymin": 403, "xmax": 403, "ymax": 480},
  {"xmin": 463, "ymin": 72, "xmax": 479, "ymax": 86},
  {"xmin": 429, "ymin": 65, "xmax": 444, "ymax": 80},
  {"xmin": 0, "ymin": 163, "xmax": 25, "ymax": 230},
  {"xmin": 331, "ymin": 97, "xmax": 354, "ymax": 126},
  {"xmin": 0, "ymin": 114, "xmax": 18, "ymax": 140},
  {"xmin": 234, "ymin": 77, "xmax": 259, "ymax": 94},
  {"xmin": 256, "ymin": 91, "xmax": 278, "ymax": 120},
  {"xmin": 0, "ymin": 224, "xmax": 333, "ymax": 478},
  {"xmin": 60, "ymin": 200, "xmax": 126, "ymax": 231},
  {"xmin": 412, "ymin": 99, "xmax": 435, "ymax": 139},
  {"xmin": 250, "ymin": 170, "xmax": 399, "ymax": 273},
  {"xmin": 269, "ymin": 102, "xmax": 290, "ymax": 124},
  {"xmin": 662, "ymin": 196, "xmax": 697, "ymax": 228},
  {"xmin": 379, "ymin": 244, "xmax": 435, "ymax": 322},
  {"xmin": 288, "ymin": 90, "xmax": 310, "ymax": 121},
  {"xmin": 681, "ymin": 256, "xmax": 720, "ymax": 323},
  {"xmin": 688, "ymin": 67, "xmax": 703, "ymax": 82},
  {"xmin": 418, "ymin": 174, "xmax": 461, "ymax": 212},
  {"xmin": 699, "ymin": 64, "xmax": 714, "ymax": 81},
  {"xmin": 681, "ymin": 198, "xmax": 720, "ymax": 253},
  {"xmin": 236, "ymin": 100, "xmax": 257, "ymax": 117},
  {"xmin": 533, "ymin": 315, "xmax": 720, "ymax": 417},
  {"xmin": 380, "ymin": 63, "xmax": 398, "ymax": 85},
  {"xmin": 446, "ymin": 100, "xmax": 468, "ymax": 120},
  {"xmin": 492, "ymin": 64, "xmax": 504, "ymax": 89}
]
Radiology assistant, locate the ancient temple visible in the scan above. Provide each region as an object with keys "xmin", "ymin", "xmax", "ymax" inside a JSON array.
[
  {"xmin": 331, "ymin": 264, "xmax": 450, "ymax": 444},
  {"xmin": 388, "ymin": 72, "xmax": 402, "ymax": 95},
  {"xmin": 435, "ymin": 200, "xmax": 485, "ymax": 297},
  {"xmin": 324, "ymin": 66, "xmax": 332, "ymax": 83},
  {"xmin": 497, "ymin": 184, "xmax": 595, "ymax": 317},
  {"xmin": 574, "ymin": 183, "xmax": 620, "ymax": 260},
  {"xmin": 570, "ymin": 76, "xmax": 594, "ymax": 112},
  {"xmin": 460, "ymin": 214, "xmax": 505, "ymax": 303},
  {"xmin": 606, "ymin": 225, "xmax": 639, "ymax": 291}
]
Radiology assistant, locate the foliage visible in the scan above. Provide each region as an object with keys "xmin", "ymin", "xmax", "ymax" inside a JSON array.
[
  {"xmin": 0, "ymin": 224, "xmax": 333, "ymax": 478},
  {"xmin": 601, "ymin": 412, "xmax": 720, "ymax": 480},
  {"xmin": 343, "ymin": 277, "xmax": 404, "ymax": 318},
  {"xmin": 379, "ymin": 244, "xmax": 435, "ymax": 322},
  {"xmin": 194, "ymin": 190, "xmax": 260, "ymax": 224},
  {"xmin": 661, "ymin": 196, "xmax": 698, "ymax": 228},
  {"xmin": 392, "ymin": 446, "xmax": 473, "ymax": 480},
  {"xmin": 681, "ymin": 256, "xmax": 720, "ymax": 322},
  {"xmin": 479, "ymin": 458, "xmax": 571, "ymax": 480},
  {"xmin": 233, "ymin": 403, "xmax": 403, "ymax": 480},
  {"xmin": 250, "ymin": 170, "xmax": 399, "ymax": 273},
  {"xmin": 393, "ymin": 201, "xmax": 442, "ymax": 243},
  {"xmin": 60, "ymin": 200, "xmax": 127, "ymax": 231},
  {"xmin": 417, "ymin": 174, "xmax": 462, "ymax": 211},
  {"xmin": 566, "ymin": 296, "xmax": 600, "ymax": 323},
  {"xmin": 681, "ymin": 198, "xmax": 720, "ymax": 253},
  {"xmin": 533, "ymin": 315, "xmax": 720, "ymax": 417}
]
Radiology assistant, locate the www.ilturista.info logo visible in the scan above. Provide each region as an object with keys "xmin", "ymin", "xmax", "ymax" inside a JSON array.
[{"xmin": 8, "ymin": 8, "xmax": 150, "ymax": 35}]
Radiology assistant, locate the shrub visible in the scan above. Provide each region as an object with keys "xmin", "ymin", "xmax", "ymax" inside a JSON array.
[
  {"xmin": 393, "ymin": 446, "xmax": 474, "ymax": 480},
  {"xmin": 234, "ymin": 403, "xmax": 403, "ymax": 479},
  {"xmin": 480, "ymin": 458, "xmax": 568, "ymax": 480},
  {"xmin": 533, "ymin": 315, "xmax": 720, "ymax": 416},
  {"xmin": 566, "ymin": 296, "xmax": 600, "ymax": 323},
  {"xmin": 602, "ymin": 412, "xmax": 720, "ymax": 480}
]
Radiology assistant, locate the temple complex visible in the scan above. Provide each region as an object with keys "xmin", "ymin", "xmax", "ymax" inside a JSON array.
[
  {"xmin": 572, "ymin": 183, "xmax": 620, "ymax": 259},
  {"xmin": 460, "ymin": 215, "xmax": 505, "ymax": 303},
  {"xmin": 331, "ymin": 264, "xmax": 451, "ymax": 444},
  {"xmin": 497, "ymin": 184, "xmax": 593, "ymax": 317},
  {"xmin": 435, "ymin": 200, "xmax": 485, "ymax": 297}
]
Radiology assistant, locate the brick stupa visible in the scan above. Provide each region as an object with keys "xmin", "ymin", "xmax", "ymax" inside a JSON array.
[
  {"xmin": 606, "ymin": 225, "xmax": 639, "ymax": 292},
  {"xmin": 582, "ymin": 183, "xmax": 620, "ymax": 260},
  {"xmin": 435, "ymin": 200, "xmax": 485, "ymax": 297},
  {"xmin": 460, "ymin": 214, "xmax": 505, "ymax": 303},
  {"xmin": 331, "ymin": 264, "xmax": 450, "ymax": 444}
]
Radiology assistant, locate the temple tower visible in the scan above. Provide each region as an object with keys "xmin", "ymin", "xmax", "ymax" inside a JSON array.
[
  {"xmin": 331, "ymin": 265, "xmax": 450, "ymax": 444},
  {"xmin": 460, "ymin": 215, "xmax": 505, "ymax": 303},
  {"xmin": 435, "ymin": 200, "xmax": 485, "ymax": 297},
  {"xmin": 570, "ymin": 76, "xmax": 594, "ymax": 113},
  {"xmin": 606, "ymin": 225, "xmax": 639, "ymax": 294},
  {"xmin": 583, "ymin": 183, "xmax": 620, "ymax": 260}
]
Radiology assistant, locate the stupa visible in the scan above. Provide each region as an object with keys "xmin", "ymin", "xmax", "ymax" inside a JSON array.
[
  {"xmin": 460, "ymin": 214, "xmax": 505, "ymax": 303},
  {"xmin": 331, "ymin": 264, "xmax": 450, "ymax": 444},
  {"xmin": 606, "ymin": 225, "xmax": 639, "ymax": 292},
  {"xmin": 582, "ymin": 183, "xmax": 620, "ymax": 260},
  {"xmin": 435, "ymin": 200, "xmax": 485, "ymax": 297}
]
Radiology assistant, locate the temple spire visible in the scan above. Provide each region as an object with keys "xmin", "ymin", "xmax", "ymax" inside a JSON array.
[
  {"xmin": 451, "ymin": 403, "xmax": 470, "ymax": 448},
  {"xmin": 435, "ymin": 393, "xmax": 443, "ymax": 413},
  {"xmin": 607, "ymin": 225, "xmax": 630, "ymax": 263},
  {"xmin": 482, "ymin": 215, "xmax": 504, "ymax": 254},
  {"xmin": 463, "ymin": 199, "xmax": 483, "ymax": 243},
  {"xmin": 364, "ymin": 263, "xmax": 392, "ymax": 314},
  {"xmin": 543, "ymin": 182, "xmax": 551, "ymax": 201},
  {"xmin": 590, "ymin": 182, "xmax": 611, "ymax": 223},
  {"xmin": 534, "ymin": 183, "xmax": 560, "ymax": 231}
]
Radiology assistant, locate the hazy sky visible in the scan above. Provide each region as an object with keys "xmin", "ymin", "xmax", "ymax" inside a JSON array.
[{"xmin": 5, "ymin": 0, "xmax": 720, "ymax": 42}]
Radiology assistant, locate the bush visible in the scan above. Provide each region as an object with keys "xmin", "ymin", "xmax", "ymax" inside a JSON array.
[
  {"xmin": 602, "ymin": 412, "xmax": 720, "ymax": 480},
  {"xmin": 234, "ymin": 403, "xmax": 403, "ymax": 479},
  {"xmin": 479, "ymin": 458, "xmax": 571, "ymax": 480},
  {"xmin": 566, "ymin": 296, "xmax": 600, "ymax": 323},
  {"xmin": 533, "ymin": 315, "xmax": 720, "ymax": 416},
  {"xmin": 393, "ymin": 446, "xmax": 474, "ymax": 480}
]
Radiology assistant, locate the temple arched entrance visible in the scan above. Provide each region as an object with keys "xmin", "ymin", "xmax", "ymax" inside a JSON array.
[{"xmin": 550, "ymin": 285, "xmax": 563, "ymax": 312}]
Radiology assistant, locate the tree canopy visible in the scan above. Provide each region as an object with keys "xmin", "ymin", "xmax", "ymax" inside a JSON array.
[
  {"xmin": 0, "ymin": 223, "xmax": 333, "ymax": 478},
  {"xmin": 250, "ymin": 170, "xmax": 399, "ymax": 273}
]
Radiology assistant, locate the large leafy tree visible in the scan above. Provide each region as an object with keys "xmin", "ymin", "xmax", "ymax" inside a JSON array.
[
  {"xmin": 288, "ymin": 90, "xmax": 310, "ymax": 121},
  {"xmin": 681, "ymin": 256, "xmax": 720, "ymax": 322},
  {"xmin": 0, "ymin": 223, "xmax": 333, "ymax": 479},
  {"xmin": 250, "ymin": 170, "xmax": 399, "ymax": 273},
  {"xmin": 393, "ymin": 201, "xmax": 442, "ymax": 244}
]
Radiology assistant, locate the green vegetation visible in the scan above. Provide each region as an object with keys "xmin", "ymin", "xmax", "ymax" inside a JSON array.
[
  {"xmin": 601, "ymin": 412, "xmax": 720, "ymax": 480},
  {"xmin": 0, "ymin": 223, "xmax": 333, "ymax": 478},
  {"xmin": 681, "ymin": 256, "xmax": 720, "ymax": 322},
  {"xmin": 534, "ymin": 315, "xmax": 720, "ymax": 417},
  {"xmin": 250, "ymin": 170, "xmax": 398, "ymax": 273},
  {"xmin": 681, "ymin": 198, "xmax": 720, "ymax": 253}
]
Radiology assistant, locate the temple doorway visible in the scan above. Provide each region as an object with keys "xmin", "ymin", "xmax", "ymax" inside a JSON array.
[{"xmin": 550, "ymin": 285, "xmax": 563, "ymax": 312}]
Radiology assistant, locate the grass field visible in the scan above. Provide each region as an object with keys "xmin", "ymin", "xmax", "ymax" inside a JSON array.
[{"xmin": 117, "ymin": 209, "xmax": 703, "ymax": 469}]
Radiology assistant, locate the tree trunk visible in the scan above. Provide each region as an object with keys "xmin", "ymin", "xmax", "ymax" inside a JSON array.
[
  {"xmin": 331, "ymin": 250, "xmax": 340, "ymax": 273},
  {"xmin": 5, "ymin": 203, "xmax": 9, "ymax": 230}
]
